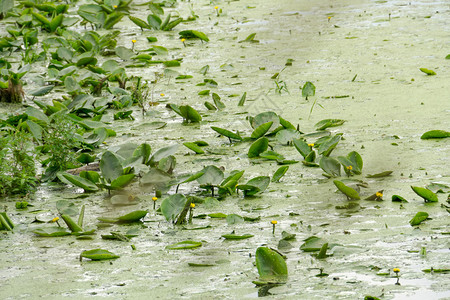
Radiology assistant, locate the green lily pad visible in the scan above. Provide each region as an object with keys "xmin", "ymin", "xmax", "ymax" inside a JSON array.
[
  {"xmin": 80, "ymin": 249, "xmax": 120, "ymax": 261},
  {"xmin": 117, "ymin": 210, "xmax": 148, "ymax": 222},
  {"xmin": 419, "ymin": 68, "xmax": 436, "ymax": 75},
  {"xmin": 411, "ymin": 186, "xmax": 438, "ymax": 202},
  {"xmin": 392, "ymin": 195, "xmax": 408, "ymax": 202},
  {"xmin": 166, "ymin": 240, "xmax": 202, "ymax": 250},
  {"xmin": 300, "ymin": 236, "xmax": 328, "ymax": 252},
  {"xmin": 420, "ymin": 130, "xmax": 450, "ymax": 139},
  {"xmin": 255, "ymin": 247, "xmax": 288, "ymax": 284},
  {"xmin": 33, "ymin": 227, "xmax": 71, "ymax": 237},
  {"xmin": 248, "ymin": 137, "xmax": 269, "ymax": 158},
  {"xmin": 221, "ymin": 233, "xmax": 254, "ymax": 240},
  {"xmin": 409, "ymin": 212, "xmax": 429, "ymax": 226},
  {"xmin": 334, "ymin": 180, "xmax": 360, "ymax": 200},
  {"xmin": 315, "ymin": 119, "xmax": 345, "ymax": 130},
  {"xmin": 366, "ymin": 171, "xmax": 393, "ymax": 178}
]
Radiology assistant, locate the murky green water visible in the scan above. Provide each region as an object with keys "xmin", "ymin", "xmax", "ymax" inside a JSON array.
[{"xmin": 1, "ymin": 0, "xmax": 449, "ymax": 299}]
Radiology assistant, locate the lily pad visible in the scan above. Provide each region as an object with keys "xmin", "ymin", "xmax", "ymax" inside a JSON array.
[
  {"xmin": 420, "ymin": 130, "xmax": 450, "ymax": 139},
  {"xmin": 33, "ymin": 227, "xmax": 71, "ymax": 237},
  {"xmin": 166, "ymin": 240, "xmax": 202, "ymax": 250},
  {"xmin": 117, "ymin": 210, "xmax": 148, "ymax": 222},
  {"xmin": 366, "ymin": 171, "xmax": 393, "ymax": 178},
  {"xmin": 300, "ymin": 236, "xmax": 328, "ymax": 252},
  {"xmin": 315, "ymin": 119, "xmax": 345, "ymax": 130},
  {"xmin": 409, "ymin": 212, "xmax": 429, "ymax": 226},
  {"xmin": 334, "ymin": 180, "xmax": 360, "ymax": 200},
  {"xmin": 255, "ymin": 247, "xmax": 288, "ymax": 284},
  {"xmin": 222, "ymin": 233, "xmax": 254, "ymax": 240},
  {"xmin": 248, "ymin": 137, "xmax": 269, "ymax": 158},
  {"xmin": 80, "ymin": 249, "xmax": 120, "ymax": 261},
  {"xmin": 411, "ymin": 186, "xmax": 438, "ymax": 202}
]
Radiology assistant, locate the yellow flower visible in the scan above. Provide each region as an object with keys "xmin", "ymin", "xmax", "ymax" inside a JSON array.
[
  {"xmin": 347, "ymin": 165, "xmax": 353, "ymax": 170},
  {"xmin": 328, "ymin": 16, "xmax": 332, "ymax": 20},
  {"xmin": 376, "ymin": 192, "xmax": 383, "ymax": 198},
  {"xmin": 214, "ymin": 6, "xmax": 219, "ymax": 9},
  {"xmin": 308, "ymin": 143, "xmax": 314, "ymax": 147},
  {"xmin": 51, "ymin": 217, "xmax": 59, "ymax": 222},
  {"xmin": 181, "ymin": 38, "xmax": 186, "ymax": 42},
  {"xmin": 132, "ymin": 39, "xmax": 137, "ymax": 43},
  {"xmin": 190, "ymin": 203, "xmax": 195, "ymax": 208},
  {"xmin": 113, "ymin": 5, "xmax": 118, "ymax": 9},
  {"xmin": 152, "ymin": 197, "xmax": 158, "ymax": 201},
  {"xmin": 271, "ymin": 220, "xmax": 277, "ymax": 225},
  {"xmin": 393, "ymin": 268, "xmax": 400, "ymax": 273},
  {"xmin": 160, "ymin": 93, "xmax": 165, "ymax": 96}
]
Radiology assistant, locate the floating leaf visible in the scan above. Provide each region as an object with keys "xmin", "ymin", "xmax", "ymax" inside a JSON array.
[
  {"xmin": 226, "ymin": 214, "xmax": 244, "ymax": 225},
  {"xmin": 411, "ymin": 186, "xmax": 438, "ymax": 202},
  {"xmin": 100, "ymin": 151, "xmax": 122, "ymax": 182},
  {"xmin": 222, "ymin": 233, "xmax": 253, "ymax": 240},
  {"xmin": 117, "ymin": 210, "xmax": 148, "ymax": 222},
  {"xmin": 33, "ymin": 227, "xmax": 71, "ymax": 237},
  {"xmin": 251, "ymin": 121, "xmax": 273, "ymax": 139},
  {"xmin": 301, "ymin": 81, "xmax": 315, "ymax": 99},
  {"xmin": 197, "ymin": 165, "xmax": 224, "ymax": 186},
  {"xmin": 392, "ymin": 195, "xmax": 408, "ymax": 202},
  {"xmin": 61, "ymin": 214, "xmax": 83, "ymax": 232},
  {"xmin": 183, "ymin": 142, "xmax": 205, "ymax": 154},
  {"xmin": 252, "ymin": 112, "xmax": 280, "ymax": 132},
  {"xmin": 366, "ymin": 171, "xmax": 393, "ymax": 178},
  {"xmin": 149, "ymin": 144, "xmax": 178, "ymax": 166},
  {"xmin": 30, "ymin": 85, "xmax": 54, "ymax": 97},
  {"xmin": 211, "ymin": 126, "xmax": 242, "ymax": 141},
  {"xmin": 129, "ymin": 16, "xmax": 150, "ymax": 30},
  {"xmin": 319, "ymin": 156, "xmax": 341, "ymax": 177},
  {"xmin": 419, "ymin": 68, "xmax": 436, "ymax": 75},
  {"xmin": 161, "ymin": 194, "xmax": 188, "ymax": 222},
  {"xmin": 255, "ymin": 247, "xmax": 288, "ymax": 284},
  {"xmin": 212, "ymin": 93, "xmax": 225, "ymax": 109},
  {"xmin": 410, "ymin": 212, "xmax": 429, "ymax": 226},
  {"xmin": 272, "ymin": 166, "xmax": 289, "ymax": 182},
  {"xmin": 293, "ymin": 138, "xmax": 311, "ymax": 158},
  {"xmin": 179, "ymin": 30, "xmax": 209, "ymax": 42},
  {"xmin": 166, "ymin": 240, "xmax": 202, "ymax": 250},
  {"xmin": 248, "ymin": 137, "xmax": 269, "ymax": 158},
  {"xmin": 179, "ymin": 105, "xmax": 202, "ymax": 123},
  {"xmin": 57, "ymin": 172, "xmax": 99, "ymax": 192},
  {"xmin": 334, "ymin": 180, "xmax": 360, "ymax": 200},
  {"xmin": 80, "ymin": 249, "xmax": 120, "ymax": 261},
  {"xmin": 315, "ymin": 119, "xmax": 345, "ymax": 130},
  {"xmin": 276, "ymin": 129, "xmax": 301, "ymax": 145},
  {"xmin": 317, "ymin": 134, "xmax": 342, "ymax": 156},
  {"xmin": 420, "ymin": 130, "xmax": 450, "ymax": 139},
  {"xmin": 300, "ymin": 236, "xmax": 328, "ymax": 252}
]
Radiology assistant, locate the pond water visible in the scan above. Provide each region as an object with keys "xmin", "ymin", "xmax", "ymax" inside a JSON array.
[{"xmin": 1, "ymin": 0, "xmax": 449, "ymax": 299}]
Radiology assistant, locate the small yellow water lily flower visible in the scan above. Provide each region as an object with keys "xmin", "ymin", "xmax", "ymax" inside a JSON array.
[
  {"xmin": 190, "ymin": 203, "xmax": 195, "ymax": 208},
  {"xmin": 152, "ymin": 197, "xmax": 158, "ymax": 201},
  {"xmin": 214, "ymin": 6, "xmax": 219, "ymax": 10},
  {"xmin": 308, "ymin": 143, "xmax": 314, "ymax": 147},
  {"xmin": 271, "ymin": 220, "xmax": 277, "ymax": 234},
  {"xmin": 51, "ymin": 216, "xmax": 61, "ymax": 227},
  {"xmin": 328, "ymin": 16, "xmax": 332, "ymax": 22},
  {"xmin": 376, "ymin": 192, "xmax": 383, "ymax": 198},
  {"xmin": 347, "ymin": 165, "xmax": 353, "ymax": 170},
  {"xmin": 181, "ymin": 38, "xmax": 186, "ymax": 47},
  {"xmin": 393, "ymin": 268, "xmax": 400, "ymax": 273},
  {"xmin": 113, "ymin": 5, "xmax": 118, "ymax": 9},
  {"xmin": 152, "ymin": 197, "xmax": 158, "ymax": 209},
  {"xmin": 132, "ymin": 39, "xmax": 137, "ymax": 43},
  {"xmin": 160, "ymin": 93, "xmax": 165, "ymax": 97}
]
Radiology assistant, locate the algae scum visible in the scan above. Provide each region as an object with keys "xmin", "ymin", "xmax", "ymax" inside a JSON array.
[{"xmin": 1, "ymin": 0, "xmax": 449, "ymax": 299}]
